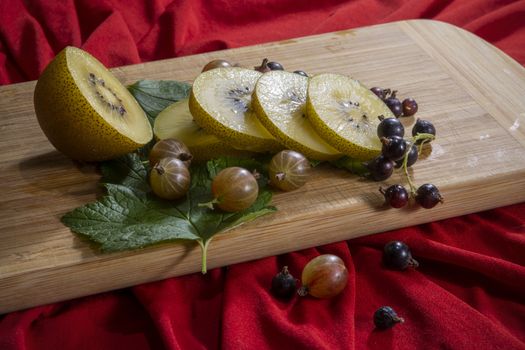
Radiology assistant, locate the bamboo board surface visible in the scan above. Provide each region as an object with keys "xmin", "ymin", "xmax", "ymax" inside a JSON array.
[{"xmin": 1, "ymin": 20, "xmax": 525, "ymax": 314}]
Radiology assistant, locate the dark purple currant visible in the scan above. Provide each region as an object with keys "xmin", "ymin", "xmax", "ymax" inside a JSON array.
[
  {"xmin": 412, "ymin": 119, "xmax": 436, "ymax": 144},
  {"xmin": 267, "ymin": 61, "xmax": 284, "ymax": 70},
  {"xmin": 365, "ymin": 154, "xmax": 394, "ymax": 181},
  {"xmin": 371, "ymin": 87, "xmax": 387, "ymax": 100},
  {"xmin": 415, "ymin": 183, "xmax": 443, "ymax": 209},
  {"xmin": 271, "ymin": 266, "xmax": 297, "ymax": 299},
  {"xmin": 383, "ymin": 241, "xmax": 419, "ymax": 270},
  {"xmin": 374, "ymin": 306, "xmax": 405, "ymax": 329},
  {"xmin": 381, "ymin": 136, "xmax": 407, "ymax": 161},
  {"xmin": 380, "ymin": 185, "xmax": 409, "ymax": 208},
  {"xmin": 293, "ymin": 70, "xmax": 308, "ymax": 77},
  {"xmin": 377, "ymin": 117, "xmax": 404, "ymax": 139},
  {"xmin": 402, "ymin": 98, "xmax": 418, "ymax": 117},
  {"xmin": 385, "ymin": 97, "xmax": 403, "ymax": 117},
  {"xmin": 395, "ymin": 144, "xmax": 418, "ymax": 168}
]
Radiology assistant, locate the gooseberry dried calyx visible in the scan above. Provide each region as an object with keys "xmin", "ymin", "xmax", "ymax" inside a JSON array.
[
  {"xmin": 298, "ymin": 254, "xmax": 348, "ymax": 298},
  {"xmin": 268, "ymin": 150, "xmax": 311, "ymax": 191},
  {"xmin": 149, "ymin": 158, "xmax": 191, "ymax": 200},
  {"xmin": 271, "ymin": 266, "xmax": 297, "ymax": 299},
  {"xmin": 149, "ymin": 138, "xmax": 193, "ymax": 168}
]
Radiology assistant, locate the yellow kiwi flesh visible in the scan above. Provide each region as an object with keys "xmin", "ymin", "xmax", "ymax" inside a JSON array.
[
  {"xmin": 189, "ymin": 67, "xmax": 282, "ymax": 153},
  {"xmin": 252, "ymin": 70, "xmax": 341, "ymax": 161},
  {"xmin": 306, "ymin": 73, "xmax": 395, "ymax": 160},
  {"xmin": 34, "ymin": 46, "xmax": 152, "ymax": 161},
  {"xmin": 154, "ymin": 98, "xmax": 253, "ymax": 162}
]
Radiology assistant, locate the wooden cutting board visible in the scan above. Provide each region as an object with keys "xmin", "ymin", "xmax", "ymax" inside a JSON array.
[{"xmin": 1, "ymin": 20, "xmax": 524, "ymax": 314}]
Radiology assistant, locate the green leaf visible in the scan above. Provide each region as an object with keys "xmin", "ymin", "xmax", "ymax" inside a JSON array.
[
  {"xmin": 127, "ymin": 80, "xmax": 192, "ymax": 123},
  {"xmin": 99, "ymin": 153, "xmax": 149, "ymax": 191},
  {"xmin": 331, "ymin": 156, "xmax": 369, "ymax": 176},
  {"xmin": 63, "ymin": 155, "xmax": 276, "ymax": 273},
  {"xmin": 62, "ymin": 184, "xmax": 199, "ymax": 251}
]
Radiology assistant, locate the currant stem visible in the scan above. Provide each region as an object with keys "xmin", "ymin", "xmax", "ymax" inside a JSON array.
[
  {"xmin": 403, "ymin": 133, "xmax": 436, "ymax": 195},
  {"xmin": 402, "ymin": 143, "xmax": 417, "ymax": 195},
  {"xmin": 413, "ymin": 133, "xmax": 435, "ymax": 155},
  {"xmin": 409, "ymin": 257, "xmax": 419, "ymax": 268},
  {"xmin": 393, "ymin": 316, "xmax": 405, "ymax": 324}
]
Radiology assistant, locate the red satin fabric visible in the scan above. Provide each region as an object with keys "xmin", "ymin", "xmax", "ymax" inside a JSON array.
[{"xmin": 1, "ymin": 1, "xmax": 524, "ymax": 349}]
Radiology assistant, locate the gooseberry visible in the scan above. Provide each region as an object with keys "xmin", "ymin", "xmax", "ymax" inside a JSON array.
[
  {"xmin": 149, "ymin": 158, "xmax": 191, "ymax": 200},
  {"xmin": 298, "ymin": 254, "xmax": 348, "ymax": 298},
  {"xmin": 149, "ymin": 139, "xmax": 192, "ymax": 168},
  {"xmin": 211, "ymin": 167, "xmax": 259, "ymax": 212},
  {"xmin": 268, "ymin": 150, "xmax": 311, "ymax": 191}
]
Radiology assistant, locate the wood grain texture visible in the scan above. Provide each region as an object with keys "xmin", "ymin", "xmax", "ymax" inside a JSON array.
[{"xmin": 1, "ymin": 20, "xmax": 525, "ymax": 313}]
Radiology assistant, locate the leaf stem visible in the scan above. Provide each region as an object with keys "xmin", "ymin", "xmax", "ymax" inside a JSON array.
[{"xmin": 197, "ymin": 239, "xmax": 213, "ymax": 274}]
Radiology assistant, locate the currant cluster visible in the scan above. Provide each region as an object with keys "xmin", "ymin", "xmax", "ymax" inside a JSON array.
[
  {"xmin": 371, "ymin": 87, "xmax": 418, "ymax": 118},
  {"xmin": 366, "ymin": 112, "xmax": 443, "ymax": 209}
]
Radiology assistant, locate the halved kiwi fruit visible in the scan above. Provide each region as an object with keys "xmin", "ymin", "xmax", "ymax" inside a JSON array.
[
  {"xmin": 154, "ymin": 98, "xmax": 253, "ymax": 162},
  {"xmin": 189, "ymin": 67, "xmax": 282, "ymax": 153},
  {"xmin": 34, "ymin": 46, "xmax": 152, "ymax": 161}
]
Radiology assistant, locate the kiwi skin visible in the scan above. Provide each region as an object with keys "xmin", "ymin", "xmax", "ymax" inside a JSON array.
[{"xmin": 34, "ymin": 47, "xmax": 152, "ymax": 162}]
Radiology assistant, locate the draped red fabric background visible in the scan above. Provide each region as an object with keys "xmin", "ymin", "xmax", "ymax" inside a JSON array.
[{"xmin": 1, "ymin": 1, "xmax": 524, "ymax": 349}]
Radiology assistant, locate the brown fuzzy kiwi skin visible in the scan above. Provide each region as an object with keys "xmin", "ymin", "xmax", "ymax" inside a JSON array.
[{"xmin": 33, "ymin": 47, "xmax": 152, "ymax": 162}]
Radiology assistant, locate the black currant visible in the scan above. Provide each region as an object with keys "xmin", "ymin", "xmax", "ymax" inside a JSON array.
[
  {"xmin": 412, "ymin": 119, "xmax": 436, "ymax": 144},
  {"xmin": 380, "ymin": 185, "xmax": 409, "ymax": 208},
  {"xmin": 365, "ymin": 154, "xmax": 394, "ymax": 181},
  {"xmin": 381, "ymin": 136, "xmax": 407, "ymax": 161},
  {"xmin": 415, "ymin": 183, "xmax": 443, "ymax": 209},
  {"xmin": 383, "ymin": 241, "xmax": 419, "ymax": 270},
  {"xmin": 293, "ymin": 70, "xmax": 308, "ymax": 77},
  {"xmin": 267, "ymin": 61, "xmax": 284, "ymax": 70},
  {"xmin": 385, "ymin": 97, "xmax": 402, "ymax": 118},
  {"xmin": 402, "ymin": 98, "xmax": 418, "ymax": 117},
  {"xmin": 271, "ymin": 266, "xmax": 297, "ymax": 299},
  {"xmin": 377, "ymin": 117, "xmax": 404, "ymax": 138},
  {"xmin": 374, "ymin": 306, "xmax": 404, "ymax": 329},
  {"xmin": 371, "ymin": 87, "xmax": 387, "ymax": 100},
  {"xmin": 395, "ymin": 144, "xmax": 418, "ymax": 168}
]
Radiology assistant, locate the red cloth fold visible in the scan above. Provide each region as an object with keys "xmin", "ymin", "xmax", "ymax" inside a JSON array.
[{"xmin": 1, "ymin": 0, "xmax": 524, "ymax": 349}]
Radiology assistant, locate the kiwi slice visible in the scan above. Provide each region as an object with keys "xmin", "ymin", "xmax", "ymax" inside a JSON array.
[
  {"xmin": 189, "ymin": 67, "xmax": 282, "ymax": 153},
  {"xmin": 154, "ymin": 98, "xmax": 253, "ymax": 162},
  {"xmin": 252, "ymin": 70, "xmax": 341, "ymax": 161},
  {"xmin": 34, "ymin": 46, "xmax": 152, "ymax": 161},
  {"xmin": 306, "ymin": 73, "xmax": 395, "ymax": 160}
]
